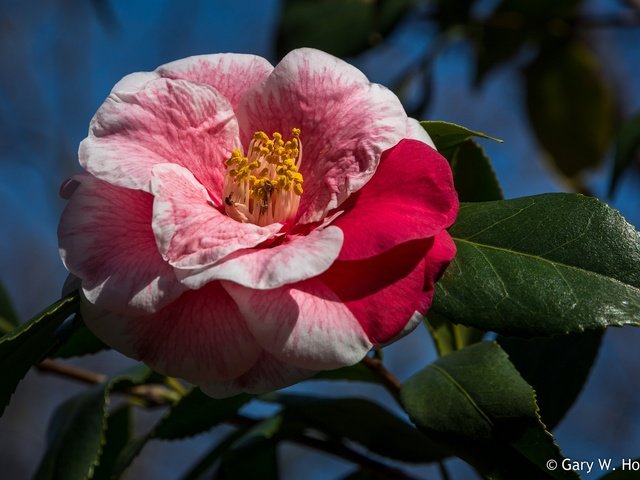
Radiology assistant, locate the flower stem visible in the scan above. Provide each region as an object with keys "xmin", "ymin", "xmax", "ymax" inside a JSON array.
[{"xmin": 361, "ymin": 355, "xmax": 402, "ymax": 405}]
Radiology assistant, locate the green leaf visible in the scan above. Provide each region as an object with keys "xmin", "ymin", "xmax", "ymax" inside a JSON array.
[
  {"xmin": 91, "ymin": 406, "xmax": 131, "ymax": 480},
  {"xmin": 51, "ymin": 318, "xmax": 108, "ymax": 359},
  {"xmin": 215, "ymin": 418, "xmax": 281, "ymax": 480},
  {"xmin": 425, "ymin": 312, "xmax": 485, "ymax": 357},
  {"xmin": 609, "ymin": 112, "xmax": 640, "ymax": 196},
  {"xmin": 181, "ymin": 429, "xmax": 249, "ymax": 480},
  {"xmin": 498, "ymin": 331, "xmax": 602, "ymax": 429},
  {"xmin": 449, "ymin": 139, "xmax": 504, "ymax": 202},
  {"xmin": 420, "ymin": 120, "xmax": 502, "ymax": 153},
  {"xmin": 401, "ymin": 341, "xmax": 577, "ymax": 479},
  {"xmin": 0, "ymin": 292, "xmax": 79, "ymax": 416},
  {"xmin": 153, "ymin": 388, "xmax": 252, "ymax": 440},
  {"xmin": 34, "ymin": 365, "xmax": 153, "ymax": 480},
  {"xmin": 526, "ymin": 42, "xmax": 614, "ymax": 178},
  {"xmin": 309, "ymin": 362, "xmax": 382, "ymax": 384},
  {"xmin": 276, "ymin": 0, "xmax": 411, "ymax": 59},
  {"xmin": 0, "ymin": 281, "xmax": 19, "ymax": 332},
  {"xmin": 433, "ymin": 194, "xmax": 640, "ymax": 336},
  {"xmin": 273, "ymin": 394, "xmax": 448, "ymax": 463}
]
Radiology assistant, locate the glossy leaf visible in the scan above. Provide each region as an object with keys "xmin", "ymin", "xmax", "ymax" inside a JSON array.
[
  {"xmin": 498, "ymin": 331, "xmax": 602, "ymax": 429},
  {"xmin": 274, "ymin": 394, "xmax": 448, "ymax": 463},
  {"xmin": 0, "ymin": 292, "xmax": 79, "ymax": 416},
  {"xmin": 52, "ymin": 317, "xmax": 108, "ymax": 359},
  {"xmin": 34, "ymin": 365, "xmax": 152, "ymax": 480},
  {"xmin": 0, "ymin": 281, "xmax": 19, "ymax": 332},
  {"xmin": 276, "ymin": 0, "xmax": 411, "ymax": 59},
  {"xmin": 433, "ymin": 194, "xmax": 640, "ymax": 336},
  {"xmin": 609, "ymin": 112, "xmax": 640, "ymax": 196},
  {"xmin": 92, "ymin": 406, "xmax": 131, "ymax": 480},
  {"xmin": 153, "ymin": 388, "xmax": 252, "ymax": 440},
  {"xmin": 449, "ymin": 139, "xmax": 504, "ymax": 202},
  {"xmin": 420, "ymin": 120, "xmax": 502, "ymax": 153},
  {"xmin": 310, "ymin": 362, "xmax": 381, "ymax": 384},
  {"xmin": 526, "ymin": 42, "xmax": 614, "ymax": 178},
  {"xmin": 425, "ymin": 312, "xmax": 484, "ymax": 357},
  {"xmin": 182, "ymin": 429, "xmax": 249, "ymax": 480},
  {"xmin": 401, "ymin": 341, "xmax": 578, "ymax": 479}
]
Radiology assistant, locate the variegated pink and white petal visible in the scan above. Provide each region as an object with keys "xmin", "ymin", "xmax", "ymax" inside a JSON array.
[
  {"xmin": 58, "ymin": 174, "xmax": 184, "ymax": 316},
  {"xmin": 156, "ymin": 54, "xmax": 274, "ymax": 112},
  {"xmin": 200, "ymin": 352, "xmax": 315, "ymax": 398},
  {"xmin": 82, "ymin": 282, "xmax": 261, "ymax": 384},
  {"xmin": 151, "ymin": 163, "xmax": 281, "ymax": 269},
  {"xmin": 223, "ymin": 279, "xmax": 372, "ymax": 370},
  {"xmin": 407, "ymin": 117, "xmax": 436, "ymax": 149},
  {"xmin": 177, "ymin": 226, "xmax": 343, "ymax": 290},
  {"xmin": 79, "ymin": 77, "xmax": 239, "ymax": 203},
  {"xmin": 237, "ymin": 48, "xmax": 409, "ymax": 223},
  {"xmin": 320, "ymin": 239, "xmax": 435, "ymax": 345},
  {"xmin": 333, "ymin": 139, "xmax": 458, "ymax": 261}
]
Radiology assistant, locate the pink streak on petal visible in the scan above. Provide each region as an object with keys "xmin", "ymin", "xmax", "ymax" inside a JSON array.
[
  {"xmin": 177, "ymin": 226, "xmax": 344, "ymax": 290},
  {"xmin": 82, "ymin": 282, "xmax": 261, "ymax": 384},
  {"xmin": 151, "ymin": 163, "xmax": 281, "ymax": 269},
  {"xmin": 200, "ymin": 351, "xmax": 315, "ymax": 398},
  {"xmin": 80, "ymin": 77, "xmax": 239, "ymax": 202},
  {"xmin": 157, "ymin": 54, "xmax": 274, "ymax": 111},
  {"xmin": 407, "ymin": 117, "xmax": 436, "ymax": 149},
  {"xmin": 320, "ymin": 239, "xmax": 435, "ymax": 345},
  {"xmin": 237, "ymin": 48, "xmax": 409, "ymax": 223},
  {"xmin": 334, "ymin": 139, "xmax": 458, "ymax": 261},
  {"xmin": 223, "ymin": 280, "xmax": 372, "ymax": 370},
  {"xmin": 58, "ymin": 174, "xmax": 184, "ymax": 315},
  {"xmin": 416, "ymin": 230, "xmax": 458, "ymax": 314}
]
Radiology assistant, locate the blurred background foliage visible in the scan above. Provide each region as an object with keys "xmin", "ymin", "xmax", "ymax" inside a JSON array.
[{"xmin": 0, "ymin": 0, "xmax": 639, "ymax": 478}]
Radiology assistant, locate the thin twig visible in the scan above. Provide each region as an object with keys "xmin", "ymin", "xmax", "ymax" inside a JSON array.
[
  {"xmin": 38, "ymin": 358, "xmax": 107, "ymax": 384},
  {"xmin": 361, "ymin": 356, "xmax": 403, "ymax": 405}
]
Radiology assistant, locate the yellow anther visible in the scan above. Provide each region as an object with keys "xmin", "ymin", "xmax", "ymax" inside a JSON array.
[
  {"xmin": 291, "ymin": 128, "xmax": 300, "ymax": 137},
  {"xmin": 254, "ymin": 131, "xmax": 269, "ymax": 142},
  {"xmin": 293, "ymin": 183, "xmax": 303, "ymax": 195}
]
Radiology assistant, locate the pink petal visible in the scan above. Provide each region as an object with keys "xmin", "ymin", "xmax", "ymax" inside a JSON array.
[
  {"xmin": 237, "ymin": 48, "xmax": 409, "ymax": 223},
  {"xmin": 81, "ymin": 282, "xmax": 261, "ymax": 384},
  {"xmin": 320, "ymin": 239, "xmax": 435, "ymax": 345},
  {"xmin": 151, "ymin": 163, "xmax": 281, "ymax": 269},
  {"xmin": 156, "ymin": 54, "xmax": 273, "ymax": 111},
  {"xmin": 80, "ymin": 77, "xmax": 239, "ymax": 202},
  {"xmin": 200, "ymin": 352, "xmax": 315, "ymax": 398},
  {"xmin": 333, "ymin": 139, "xmax": 458, "ymax": 261},
  {"xmin": 223, "ymin": 279, "xmax": 373, "ymax": 370},
  {"xmin": 58, "ymin": 174, "xmax": 184, "ymax": 315},
  {"xmin": 177, "ymin": 226, "xmax": 343, "ymax": 290}
]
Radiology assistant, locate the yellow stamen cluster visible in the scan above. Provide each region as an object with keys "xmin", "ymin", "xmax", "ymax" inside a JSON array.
[{"xmin": 223, "ymin": 128, "xmax": 304, "ymax": 226}]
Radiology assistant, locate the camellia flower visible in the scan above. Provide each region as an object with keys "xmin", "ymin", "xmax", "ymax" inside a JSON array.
[{"xmin": 58, "ymin": 48, "xmax": 458, "ymax": 397}]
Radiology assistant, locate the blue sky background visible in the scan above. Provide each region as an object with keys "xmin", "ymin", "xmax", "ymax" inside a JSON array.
[{"xmin": 0, "ymin": 0, "xmax": 639, "ymax": 478}]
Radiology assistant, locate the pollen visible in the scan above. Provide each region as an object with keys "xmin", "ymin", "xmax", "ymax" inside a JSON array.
[{"xmin": 222, "ymin": 128, "xmax": 304, "ymax": 226}]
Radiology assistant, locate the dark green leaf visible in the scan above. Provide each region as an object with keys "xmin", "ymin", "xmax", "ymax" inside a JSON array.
[
  {"xmin": 274, "ymin": 394, "xmax": 448, "ymax": 463},
  {"xmin": 214, "ymin": 416, "xmax": 282, "ymax": 480},
  {"xmin": 92, "ymin": 406, "xmax": 131, "ymax": 480},
  {"xmin": 609, "ymin": 112, "xmax": 640, "ymax": 196},
  {"xmin": 181, "ymin": 429, "xmax": 249, "ymax": 480},
  {"xmin": 526, "ymin": 42, "xmax": 614, "ymax": 178},
  {"xmin": 0, "ymin": 292, "xmax": 79, "ymax": 416},
  {"xmin": 0, "ymin": 281, "xmax": 19, "ymax": 332},
  {"xmin": 341, "ymin": 469, "xmax": 390, "ymax": 480},
  {"xmin": 153, "ymin": 388, "xmax": 251, "ymax": 440},
  {"xmin": 433, "ymin": 194, "xmax": 640, "ymax": 336},
  {"xmin": 420, "ymin": 120, "xmax": 502, "ymax": 153},
  {"xmin": 277, "ymin": 0, "xmax": 411, "ymax": 59},
  {"xmin": 499, "ymin": 331, "xmax": 602, "ymax": 429},
  {"xmin": 34, "ymin": 365, "xmax": 152, "ymax": 480},
  {"xmin": 51, "ymin": 317, "xmax": 108, "ymax": 359},
  {"xmin": 450, "ymin": 139, "xmax": 504, "ymax": 202},
  {"xmin": 425, "ymin": 312, "xmax": 485, "ymax": 357},
  {"xmin": 310, "ymin": 362, "xmax": 381, "ymax": 384},
  {"xmin": 401, "ymin": 342, "xmax": 577, "ymax": 479}
]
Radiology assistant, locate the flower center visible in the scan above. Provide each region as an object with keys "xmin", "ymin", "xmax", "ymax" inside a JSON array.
[{"xmin": 223, "ymin": 128, "xmax": 304, "ymax": 226}]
